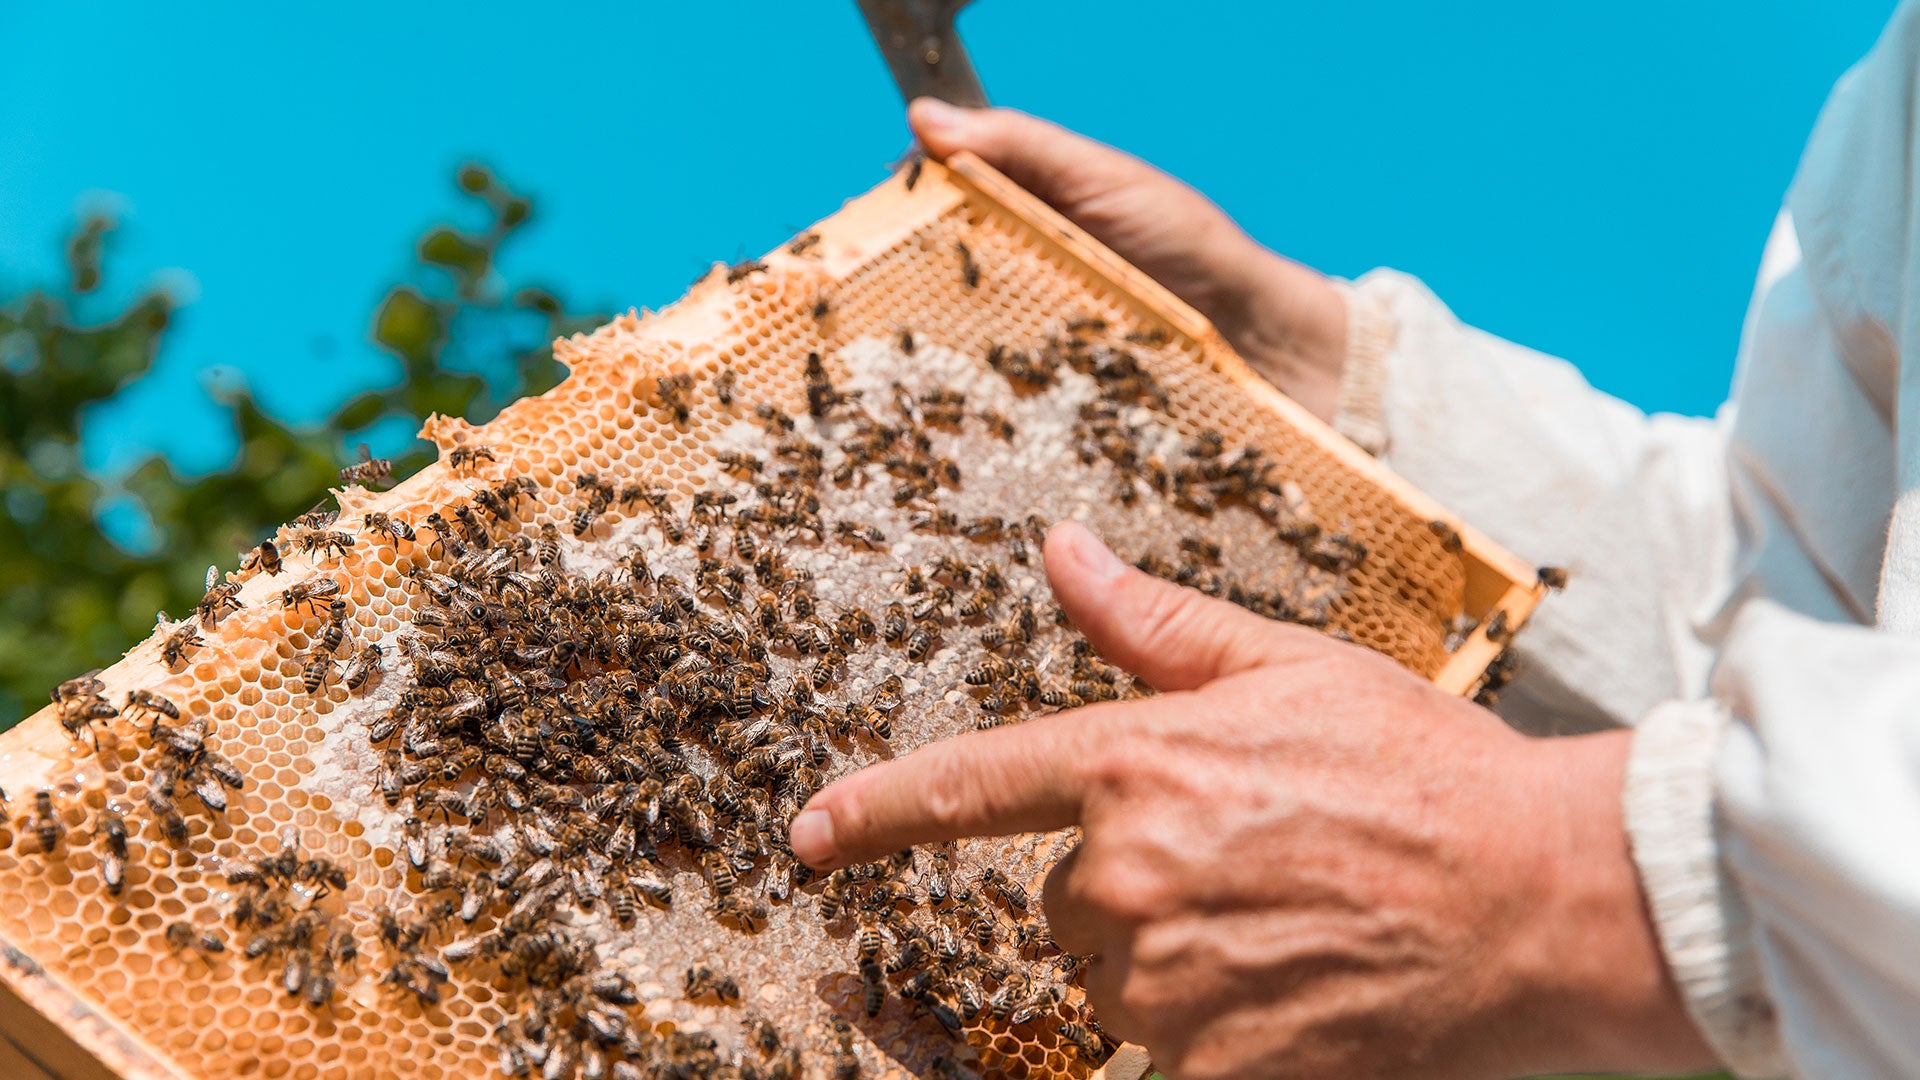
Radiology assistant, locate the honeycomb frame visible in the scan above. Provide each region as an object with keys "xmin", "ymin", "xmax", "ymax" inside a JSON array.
[{"xmin": 0, "ymin": 153, "xmax": 1544, "ymax": 1080}]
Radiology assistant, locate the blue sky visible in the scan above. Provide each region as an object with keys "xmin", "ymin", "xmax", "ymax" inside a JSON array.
[{"xmin": 0, "ymin": 0, "xmax": 1898, "ymax": 480}]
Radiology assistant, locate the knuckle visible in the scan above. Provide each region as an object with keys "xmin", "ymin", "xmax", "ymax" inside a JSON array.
[
  {"xmin": 1075, "ymin": 735, "xmax": 1132, "ymax": 801},
  {"xmin": 920, "ymin": 749, "xmax": 982, "ymax": 834},
  {"xmin": 1087, "ymin": 845, "xmax": 1180, "ymax": 924},
  {"xmin": 1076, "ymin": 861, "xmax": 1149, "ymax": 924},
  {"xmin": 1132, "ymin": 580, "xmax": 1201, "ymax": 648}
]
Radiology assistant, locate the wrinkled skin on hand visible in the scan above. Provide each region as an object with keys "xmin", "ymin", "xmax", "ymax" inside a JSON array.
[{"xmin": 790, "ymin": 522, "xmax": 1719, "ymax": 1080}]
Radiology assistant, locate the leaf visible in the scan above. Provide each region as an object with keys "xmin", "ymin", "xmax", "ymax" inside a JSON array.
[
  {"xmin": 332, "ymin": 392, "xmax": 389, "ymax": 432},
  {"xmin": 419, "ymin": 227, "xmax": 491, "ymax": 281},
  {"xmin": 372, "ymin": 285, "xmax": 444, "ymax": 364}
]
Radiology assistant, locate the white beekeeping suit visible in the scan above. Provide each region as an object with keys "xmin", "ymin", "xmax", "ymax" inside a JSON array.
[{"xmin": 1332, "ymin": 4, "xmax": 1920, "ymax": 1076}]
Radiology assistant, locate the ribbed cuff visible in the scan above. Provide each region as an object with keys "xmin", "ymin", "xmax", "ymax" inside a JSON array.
[
  {"xmin": 1623, "ymin": 701, "xmax": 1786, "ymax": 1079},
  {"xmin": 1331, "ymin": 281, "xmax": 1393, "ymax": 456}
]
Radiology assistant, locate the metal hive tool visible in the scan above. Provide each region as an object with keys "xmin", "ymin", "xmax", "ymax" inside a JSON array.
[{"xmin": 0, "ymin": 154, "xmax": 1545, "ymax": 1080}]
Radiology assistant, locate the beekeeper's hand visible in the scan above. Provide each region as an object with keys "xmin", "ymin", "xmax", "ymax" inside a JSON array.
[
  {"xmin": 788, "ymin": 521, "xmax": 1720, "ymax": 1080},
  {"xmin": 908, "ymin": 99, "xmax": 1349, "ymax": 421}
]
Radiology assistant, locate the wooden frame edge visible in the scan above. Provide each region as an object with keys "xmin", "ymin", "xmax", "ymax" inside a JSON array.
[{"xmin": 0, "ymin": 930, "xmax": 181, "ymax": 1080}]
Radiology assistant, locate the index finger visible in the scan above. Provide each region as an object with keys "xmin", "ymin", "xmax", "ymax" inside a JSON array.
[{"xmin": 788, "ymin": 707, "xmax": 1104, "ymax": 870}]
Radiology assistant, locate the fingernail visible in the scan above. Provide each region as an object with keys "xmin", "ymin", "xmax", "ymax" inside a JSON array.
[
  {"xmin": 912, "ymin": 97, "xmax": 970, "ymax": 138},
  {"xmin": 1061, "ymin": 520, "xmax": 1125, "ymax": 582},
  {"xmin": 789, "ymin": 809, "xmax": 837, "ymax": 864}
]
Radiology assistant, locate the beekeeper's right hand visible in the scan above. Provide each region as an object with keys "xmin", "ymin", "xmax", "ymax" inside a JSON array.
[{"xmin": 908, "ymin": 98, "xmax": 1350, "ymax": 421}]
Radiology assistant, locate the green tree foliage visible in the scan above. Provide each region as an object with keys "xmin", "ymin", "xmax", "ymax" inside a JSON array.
[{"xmin": 0, "ymin": 165, "xmax": 604, "ymax": 727}]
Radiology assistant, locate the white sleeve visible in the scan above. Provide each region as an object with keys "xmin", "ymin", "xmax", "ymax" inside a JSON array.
[
  {"xmin": 1626, "ymin": 605, "xmax": 1920, "ymax": 1079},
  {"xmin": 1336, "ymin": 225, "xmax": 1920, "ymax": 1074},
  {"xmin": 1338, "ymin": 272, "xmax": 1739, "ymax": 736}
]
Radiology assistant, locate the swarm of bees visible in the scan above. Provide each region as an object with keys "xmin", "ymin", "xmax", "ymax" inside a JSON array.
[
  {"xmin": 10, "ymin": 257, "xmax": 1432, "ymax": 1080},
  {"xmin": 286, "ymin": 319, "xmax": 1345, "ymax": 1077},
  {"xmin": 220, "ymin": 827, "xmax": 359, "ymax": 1008}
]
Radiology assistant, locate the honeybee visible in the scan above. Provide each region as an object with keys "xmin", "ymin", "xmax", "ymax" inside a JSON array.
[
  {"xmin": 315, "ymin": 598, "xmax": 350, "ymax": 655},
  {"xmin": 627, "ymin": 864, "xmax": 674, "ymax": 910},
  {"xmin": 343, "ymin": 642, "xmax": 383, "ymax": 690},
  {"xmin": 1427, "ymin": 519, "xmax": 1464, "ymax": 554},
  {"xmin": 1483, "ymin": 608, "xmax": 1512, "ymax": 644},
  {"xmin": 197, "ymin": 569, "xmax": 244, "ymax": 626},
  {"xmin": 835, "ymin": 521, "xmax": 886, "ymax": 550},
  {"xmin": 955, "ymin": 240, "xmax": 980, "ymax": 289},
  {"xmin": 201, "ymin": 749, "xmax": 245, "ymax": 792},
  {"xmin": 859, "ymin": 958, "xmax": 886, "ymax": 1017},
  {"xmin": 1038, "ymin": 688, "xmax": 1083, "ymax": 711},
  {"xmin": 966, "ymin": 903, "xmax": 996, "ymax": 949},
  {"xmin": 855, "ymin": 674, "xmax": 904, "ymax": 739},
  {"xmin": 300, "ymin": 654, "xmax": 336, "ymax": 695},
  {"xmin": 292, "ymin": 529, "xmax": 356, "ymax": 558},
  {"xmin": 726, "ymin": 257, "xmax": 768, "ymax": 284},
  {"xmin": 881, "ymin": 602, "xmax": 909, "ymax": 644},
  {"xmin": 1178, "ymin": 536, "xmax": 1223, "ymax": 564},
  {"xmin": 804, "ymin": 351, "xmax": 858, "ymax": 419},
  {"xmin": 959, "ymin": 582, "xmax": 1006, "ymax": 619},
  {"xmin": 1010, "ymin": 984, "xmax": 1064, "ymax": 1025},
  {"xmin": 911, "ymin": 509, "xmax": 959, "ymax": 536},
  {"xmin": 830, "ymin": 1020, "xmax": 860, "ymax": 1080},
  {"xmin": 572, "ymin": 504, "xmax": 601, "ymax": 537},
  {"xmin": 382, "ymin": 957, "xmax": 447, "ymax": 1006},
  {"xmin": 715, "ymin": 894, "xmax": 770, "ymax": 933},
  {"xmin": 855, "ymin": 911, "xmax": 885, "ymax": 963},
  {"xmin": 786, "ymin": 231, "xmax": 821, "ymax": 256},
  {"xmin": 51, "ymin": 672, "xmax": 104, "ymax": 705},
  {"xmin": 656, "ymin": 372, "xmax": 697, "ymax": 423},
  {"xmin": 683, "ymin": 965, "xmax": 740, "ymax": 1004},
  {"xmin": 905, "ymin": 623, "xmax": 939, "ymax": 662},
  {"xmin": 301, "ymin": 950, "xmax": 337, "ymax": 1008},
  {"xmin": 1306, "ymin": 533, "xmax": 1368, "ymax": 574},
  {"xmin": 1058, "ymin": 1022, "xmax": 1105, "ymax": 1062},
  {"xmin": 337, "ymin": 445, "xmax": 393, "ymax": 486},
  {"xmin": 447, "ymin": 444, "xmax": 497, "ymax": 472},
  {"xmin": 253, "ymin": 538, "xmax": 284, "ymax": 575},
  {"xmin": 754, "ymin": 402, "xmax": 796, "ymax": 435},
  {"xmin": 402, "ymin": 815, "xmax": 431, "ymax": 870},
  {"xmin": 164, "ymin": 921, "xmax": 226, "ymax": 955},
  {"xmin": 31, "ymin": 791, "xmax": 62, "ymax": 854},
  {"xmin": 98, "ymin": 807, "xmax": 128, "ymax": 894},
  {"xmin": 1537, "ymin": 565, "xmax": 1569, "ymax": 590},
  {"xmin": 977, "ymin": 408, "xmax": 1016, "ymax": 440},
  {"xmin": 57, "ymin": 697, "xmax": 116, "ymax": 745},
  {"xmin": 902, "ymin": 152, "xmax": 925, "ymax": 191},
  {"xmin": 924, "ymin": 848, "xmax": 951, "ymax": 905},
  {"xmin": 279, "ymin": 578, "xmax": 341, "ymax": 614},
  {"xmin": 811, "ymin": 294, "xmax": 832, "ymax": 321},
  {"xmin": 363, "ymin": 512, "xmax": 415, "ymax": 544},
  {"xmin": 713, "ymin": 364, "xmax": 739, "ymax": 405},
  {"xmin": 715, "ymin": 450, "xmax": 762, "ymax": 478}
]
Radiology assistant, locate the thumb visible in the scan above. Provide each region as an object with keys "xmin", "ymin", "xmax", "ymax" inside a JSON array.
[
  {"xmin": 1044, "ymin": 520, "xmax": 1301, "ymax": 692},
  {"xmin": 908, "ymin": 98, "xmax": 1159, "ymax": 220}
]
